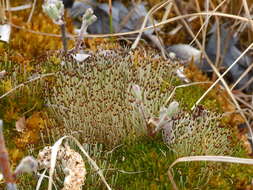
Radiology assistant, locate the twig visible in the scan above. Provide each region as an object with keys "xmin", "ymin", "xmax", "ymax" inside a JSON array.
[{"xmin": 60, "ymin": 23, "xmax": 68, "ymax": 53}]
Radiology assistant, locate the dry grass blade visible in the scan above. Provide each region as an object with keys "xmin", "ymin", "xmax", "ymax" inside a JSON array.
[
  {"xmin": 242, "ymin": 0, "xmax": 253, "ymax": 31},
  {"xmin": 0, "ymin": 73, "xmax": 54, "ymax": 99},
  {"xmin": 235, "ymin": 95, "xmax": 253, "ymax": 110},
  {"xmin": 168, "ymin": 155, "xmax": 253, "ymax": 190},
  {"xmin": 46, "ymin": 136, "xmax": 112, "ymax": 190},
  {"xmin": 168, "ymin": 16, "xmax": 198, "ymax": 35},
  {"xmin": 168, "ymin": 4, "xmax": 253, "ymax": 141},
  {"xmin": 27, "ymin": 0, "xmax": 37, "ymax": 23},
  {"xmin": 150, "ymin": 17, "xmax": 167, "ymax": 59},
  {"xmin": 173, "ymin": 1, "xmax": 253, "ymax": 155},
  {"xmin": 194, "ymin": 0, "xmax": 203, "ymax": 25},
  {"xmin": 161, "ymin": 2, "xmax": 172, "ymax": 26},
  {"xmin": 201, "ymin": 0, "xmax": 209, "ymax": 51},
  {"xmin": 239, "ymin": 77, "xmax": 253, "ymax": 91},
  {"xmin": 108, "ymin": 0, "xmax": 113, "ymax": 33},
  {"xmin": 231, "ymin": 63, "xmax": 253, "ymax": 90},
  {"xmin": 131, "ymin": 0, "xmax": 171, "ymax": 49},
  {"xmin": 10, "ymin": 12, "xmax": 252, "ymax": 39},
  {"xmin": 7, "ymin": 4, "xmax": 31, "ymax": 11},
  {"xmin": 189, "ymin": 0, "xmax": 226, "ymax": 46},
  {"xmin": 164, "ymin": 81, "xmax": 212, "ymax": 105},
  {"xmin": 0, "ymin": 0, "xmax": 5, "ymax": 22},
  {"xmin": 191, "ymin": 42, "xmax": 253, "ymax": 135},
  {"xmin": 36, "ymin": 169, "xmax": 48, "ymax": 190},
  {"xmin": 173, "ymin": 3, "xmax": 235, "ymax": 120}
]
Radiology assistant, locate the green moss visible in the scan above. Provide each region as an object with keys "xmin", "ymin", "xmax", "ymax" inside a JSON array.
[
  {"xmin": 109, "ymin": 133, "xmax": 253, "ymax": 190},
  {"xmin": 0, "ymin": 43, "xmax": 252, "ymax": 190},
  {"xmin": 111, "ymin": 136, "xmax": 216, "ymax": 189},
  {"xmin": 111, "ymin": 136, "xmax": 174, "ymax": 189},
  {"xmin": 171, "ymin": 78, "xmax": 221, "ymax": 112}
]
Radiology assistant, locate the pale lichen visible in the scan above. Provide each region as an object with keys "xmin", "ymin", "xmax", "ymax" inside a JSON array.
[{"xmin": 37, "ymin": 145, "xmax": 86, "ymax": 190}]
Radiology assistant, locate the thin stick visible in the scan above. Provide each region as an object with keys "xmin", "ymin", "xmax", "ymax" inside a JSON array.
[{"xmin": 60, "ymin": 23, "xmax": 68, "ymax": 53}]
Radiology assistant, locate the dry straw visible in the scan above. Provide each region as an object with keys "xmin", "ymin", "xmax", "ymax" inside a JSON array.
[
  {"xmin": 168, "ymin": 155, "xmax": 253, "ymax": 190},
  {"xmin": 36, "ymin": 135, "xmax": 112, "ymax": 190}
]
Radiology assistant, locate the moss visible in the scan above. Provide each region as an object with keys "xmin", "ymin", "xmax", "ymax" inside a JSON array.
[
  {"xmin": 48, "ymin": 48, "xmax": 177, "ymax": 147},
  {"xmin": 174, "ymin": 82, "xmax": 221, "ymax": 111},
  {"xmin": 109, "ymin": 133, "xmax": 253, "ymax": 190},
  {"xmin": 111, "ymin": 136, "xmax": 174, "ymax": 189},
  {"xmin": 0, "ymin": 52, "xmax": 60, "ymax": 166}
]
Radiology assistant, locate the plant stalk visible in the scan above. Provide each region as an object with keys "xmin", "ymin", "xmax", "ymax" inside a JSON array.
[{"xmin": 60, "ymin": 23, "xmax": 67, "ymax": 53}]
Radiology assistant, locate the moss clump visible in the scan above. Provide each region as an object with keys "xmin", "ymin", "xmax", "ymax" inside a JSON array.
[
  {"xmin": 48, "ymin": 48, "xmax": 178, "ymax": 147},
  {"xmin": 110, "ymin": 134, "xmax": 253, "ymax": 190},
  {"xmin": 0, "ymin": 54, "xmax": 59, "ymax": 165},
  {"xmin": 111, "ymin": 136, "xmax": 174, "ymax": 189},
  {"xmin": 165, "ymin": 107, "xmax": 232, "ymax": 157}
]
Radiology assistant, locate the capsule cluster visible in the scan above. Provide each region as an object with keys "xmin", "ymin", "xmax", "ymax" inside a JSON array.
[
  {"xmin": 163, "ymin": 106, "xmax": 233, "ymax": 157},
  {"xmin": 48, "ymin": 48, "xmax": 178, "ymax": 147}
]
